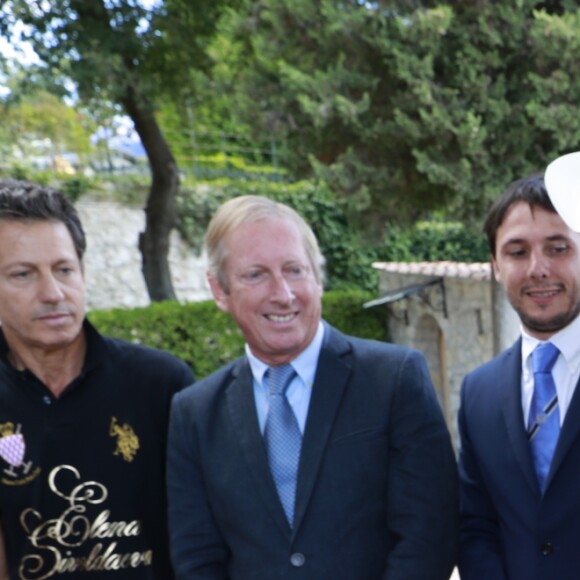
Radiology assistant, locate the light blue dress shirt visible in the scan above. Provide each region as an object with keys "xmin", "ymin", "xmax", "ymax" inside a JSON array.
[
  {"xmin": 246, "ymin": 321, "xmax": 325, "ymax": 434},
  {"xmin": 521, "ymin": 313, "xmax": 580, "ymax": 427}
]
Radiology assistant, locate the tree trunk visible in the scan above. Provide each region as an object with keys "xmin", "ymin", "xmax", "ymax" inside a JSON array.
[{"xmin": 121, "ymin": 85, "xmax": 178, "ymax": 302}]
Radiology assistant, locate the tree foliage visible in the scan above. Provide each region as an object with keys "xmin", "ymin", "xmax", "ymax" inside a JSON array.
[
  {"xmin": 0, "ymin": 0, "xmax": 234, "ymax": 301},
  {"xmin": 214, "ymin": 0, "xmax": 580, "ymax": 234},
  {"xmin": 1, "ymin": 87, "xmax": 92, "ymax": 162},
  {"xmin": 381, "ymin": 219, "xmax": 489, "ymax": 263},
  {"xmin": 2, "ymin": 0, "xmax": 579, "ymax": 273}
]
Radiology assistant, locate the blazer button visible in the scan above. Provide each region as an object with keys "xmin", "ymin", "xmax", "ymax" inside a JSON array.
[
  {"xmin": 290, "ymin": 553, "xmax": 306, "ymax": 567},
  {"xmin": 540, "ymin": 542, "xmax": 553, "ymax": 556}
]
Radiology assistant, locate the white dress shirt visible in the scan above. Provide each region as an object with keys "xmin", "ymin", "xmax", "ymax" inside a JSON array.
[
  {"xmin": 521, "ymin": 313, "xmax": 580, "ymax": 427},
  {"xmin": 246, "ymin": 321, "xmax": 325, "ymax": 434}
]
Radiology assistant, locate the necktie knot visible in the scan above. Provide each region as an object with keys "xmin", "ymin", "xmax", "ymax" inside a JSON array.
[
  {"xmin": 266, "ymin": 364, "xmax": 296, "ymax": 397},
  {"xmin": 532, "ymin": 342, "xmax": 560, "ymax": 374}
]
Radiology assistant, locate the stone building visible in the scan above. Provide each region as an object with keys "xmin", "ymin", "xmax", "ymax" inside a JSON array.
[{"xmin": 367, "ymin": 261, "xmax": 520, "ymax": 450}]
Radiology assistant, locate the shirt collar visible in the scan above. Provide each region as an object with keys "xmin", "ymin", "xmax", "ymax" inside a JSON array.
[
  {"xmin": 0, "ymin": 318, "xmax": 104, "ymax": 377},
  {"xmin": 246, "ymin": 321, "xmax": 325, "ymax": 389},
  {"xmin": 521, "ymin": 313, "xmax": 580, "ymax": 370}
]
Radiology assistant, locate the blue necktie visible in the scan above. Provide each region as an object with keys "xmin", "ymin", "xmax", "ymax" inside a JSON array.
[
  {"xmin": 528, "ymin": 342, "xmax": 560, "ymax": 492},
  {"xmin": 264, "ymin": 364, "xmax": 301, "ymax": 526}
]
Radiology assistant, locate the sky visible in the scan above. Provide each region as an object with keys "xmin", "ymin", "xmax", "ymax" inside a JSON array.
[
  {"xmin": 0, "ymin": 4, "xmax": 155, "ymax": 141},
  {"xmin": 0, "ymin": 21, "xmax": 39, "ymax": 97}
]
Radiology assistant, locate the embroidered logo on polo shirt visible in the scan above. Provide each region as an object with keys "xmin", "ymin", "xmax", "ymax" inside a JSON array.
[
  {"xmin": 0, "ymin": 422, "xmax": 40, "ymax": 485},
  {"xmin": 109, "ymin": 417, "xmax": 140, "ymax": 462}
]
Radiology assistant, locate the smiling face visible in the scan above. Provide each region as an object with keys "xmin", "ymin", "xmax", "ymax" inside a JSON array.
[
  {"xmin": 492, "ymin": 202, "xmax": 580, "ymax": 339},
  {"xmin": 0, "ymin": 219, "xmax": 86, "ymax": 356},
  {"xmin": 208, "ymin": 217, "xmax": 323, "ymax": 366}
]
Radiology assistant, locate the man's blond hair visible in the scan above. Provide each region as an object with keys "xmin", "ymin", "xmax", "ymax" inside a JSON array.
[{"xmin": 205, "ymin": 195, "xmax": 325, "ymax": 292}]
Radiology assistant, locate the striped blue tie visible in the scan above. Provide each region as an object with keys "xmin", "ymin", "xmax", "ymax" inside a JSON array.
[
  {"xmin": 528, "ymin": 342, "xmax": 560, "ymax": 492},
  {"xmin": 264, "ymin": 364, "xmax": 301, "ymax": 526}
]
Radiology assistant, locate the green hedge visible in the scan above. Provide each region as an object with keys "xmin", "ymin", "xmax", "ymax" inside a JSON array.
[
  {"xmin": 380, "ymin": 219, "xmax": 489, "ymax": 263},
  {"xmin": 88, "ymin": 290, "xmax": 387, "ymax": 379}
]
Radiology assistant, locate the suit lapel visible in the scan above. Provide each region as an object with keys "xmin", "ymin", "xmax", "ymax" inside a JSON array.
[
  {"xmin": 500, "ymin": 339, "xmax": 540, "ymax": 496},
  {"xmin": 292, "ymin": 324, "xmax": 352, "ymax": 535},
  {"xmin": 546, "ymin": 374, "xmax": 580, "ymax": 489},
  {"xmin": 226, "ymin": 359, "xmax": 291, "ymax": 536}
]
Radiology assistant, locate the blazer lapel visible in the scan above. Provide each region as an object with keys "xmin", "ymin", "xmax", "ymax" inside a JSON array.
[
  {"xmin": 292, "ymin": 324, "xmax": 352, "ymax": 535},
  {"xmin": 501, "ymin": 339, "xmax": 540, "ymax": 497},
  {"xmin": 226, "ymin": 359, "xmax": 291, "ymax": 536},
  {"xmin": 546, "ymin": 374, "xmax": 580, "ymax": 490}
]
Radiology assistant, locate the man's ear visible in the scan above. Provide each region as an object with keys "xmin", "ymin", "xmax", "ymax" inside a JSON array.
[{"xmin": 207, "ymin": 273, "xmax": 230, "ymax": 313}]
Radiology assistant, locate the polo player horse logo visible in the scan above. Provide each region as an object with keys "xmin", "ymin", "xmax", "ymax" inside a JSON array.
[{"xmin": 109, "ymin": 417, "xmax": 140, "ymax": 462}]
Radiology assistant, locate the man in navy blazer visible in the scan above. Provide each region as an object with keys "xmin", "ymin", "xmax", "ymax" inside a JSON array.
[
  {"xmin": 458, "ymin": 173, "xmax": 580, "ymax": 579},
  {"xmin": 167, "ymin": 195, "xmax": 458, "ymax": 579}
]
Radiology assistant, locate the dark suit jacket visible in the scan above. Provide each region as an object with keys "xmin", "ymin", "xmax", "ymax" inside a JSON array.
[
  {"xmin": 168, "ymin": 323, "xmax": 458, "ymax": 580},
  {"xmin": 459, "ymin": 338, "xmax": 580, "ymax": 579}
]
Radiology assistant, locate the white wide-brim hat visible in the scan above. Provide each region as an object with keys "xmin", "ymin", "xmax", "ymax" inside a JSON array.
[{"xmin": 545, "ymin": 151, "xmax": 580, "ymax": 232}]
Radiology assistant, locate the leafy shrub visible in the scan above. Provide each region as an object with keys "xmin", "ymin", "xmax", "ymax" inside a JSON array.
[
  {"xmin": 184, "ymin": 153, "xmax": 288, "ymax": 182},
  {"xmin": 61, "ymin": 175, "xmax": 95, "ymax": 201},
  {"xmin": 380, "ymin": 219, "xmax": 489, "ymax": 263},
  {"xmin": 0, "ymin": 166, "xmax": 53, "ymax": 185},
  {"xmin": 0, "ymin": 167, "xmax": 95, "ymax": 202},
  {"xmin": 88, "ymin": 290, "xmax": 387, "ymax": 379},
  {"xmin": 176, "ymin": 179, "xmax": 380, "ymax": 292},
  {"xmin": 94, "ymin": 174, "xmax": 151, "ymax": 205}
]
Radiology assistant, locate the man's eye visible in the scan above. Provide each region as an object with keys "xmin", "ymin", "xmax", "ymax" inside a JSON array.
[
  {"xmin": 12, "ymin": 271, "xmax": 29, "ymax": 279},
  {"xmin": 285, "ymin": 265, "xmax": 306, "ymax": 278},
  {"xmin": 241, "ymin": 270, "xmax": 266, "ymax": 283}
]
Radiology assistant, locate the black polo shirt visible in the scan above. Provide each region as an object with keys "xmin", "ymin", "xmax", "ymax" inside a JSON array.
[{"xmin": 0, "ymin": 320, "xmax": 194, "ymax": 579}]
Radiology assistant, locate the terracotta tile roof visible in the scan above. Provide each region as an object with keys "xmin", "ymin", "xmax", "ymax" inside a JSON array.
[{"xmin": 371, "ymin": 261, "xmax": 492, "ymax": 281}]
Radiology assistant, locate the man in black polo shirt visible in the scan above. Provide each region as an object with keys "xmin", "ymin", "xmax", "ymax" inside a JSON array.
[{"xmin": 0, "ymin": 180, "xmax": 194, "ymax": 579}]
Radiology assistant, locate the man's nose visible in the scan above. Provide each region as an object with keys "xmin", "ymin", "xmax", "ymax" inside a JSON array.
[
  {"xmin": 270, "ymin": 273, "xmax": 295, "ymax": 303},
  {"xmin": 38, "ymin": 273, "xmax": 65, "ymax": 302},
  {"xmin": 528, "ymin": 250, "xmax": 550, "ymax": 279}
]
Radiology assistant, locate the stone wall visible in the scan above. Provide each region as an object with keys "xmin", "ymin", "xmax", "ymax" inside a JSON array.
[{"xmin": 77, "ymin": 201, "xmax": 212, "ymax": 311}]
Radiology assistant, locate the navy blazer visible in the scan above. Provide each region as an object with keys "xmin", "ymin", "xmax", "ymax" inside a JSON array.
[
  {"xmin": 168, "ymin": 323, "xmax": 458, "ymax": 580},
  {"xmin": 459, "ymin": 338, "xmax": 580, "ymax": 579}
]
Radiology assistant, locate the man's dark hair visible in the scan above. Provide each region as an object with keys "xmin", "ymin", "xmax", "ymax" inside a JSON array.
[
  {"xmin": 0, "ymin": 179, "xmax": 86, "ymax": 259},
  {"xmin": 484, "ymin": 173, "xmax": 556, "ymax": 257}
]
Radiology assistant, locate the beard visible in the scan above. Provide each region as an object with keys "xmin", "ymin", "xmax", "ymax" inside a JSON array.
[{"xmin": 517, "ymin": 299, "xmax": 580, "ymax": 335}]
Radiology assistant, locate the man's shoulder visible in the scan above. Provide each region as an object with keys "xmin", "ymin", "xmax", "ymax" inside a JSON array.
[
  {"xmin": 174, "ymin": 356, "xmax": 245, "ymax": 403},
  {"xmin": 101, "ymin": 332, "xmax": 171, "ymax": 356},
  {"xmin": 91, "ymin": 327, "xmax": 193, "ymax": 384},
  {"xmin": 460, "ymin": 339, "xmax": 522, "ymax": 411},
  {"xmin": 324, "ymin": 322, "xmax": 426, "ymax": 363},
  {"xmin": 465, "ymin": 339, "xmax": 521, "ymax": 382}
]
